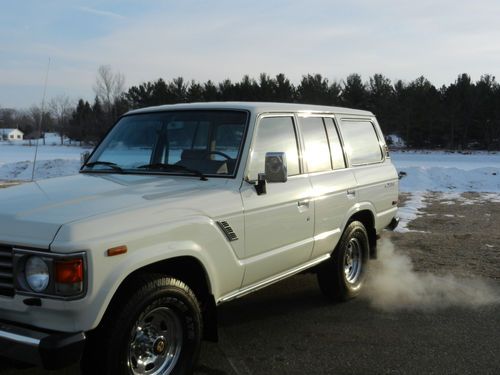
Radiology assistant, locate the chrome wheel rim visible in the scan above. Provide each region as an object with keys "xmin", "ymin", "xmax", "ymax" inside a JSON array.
[
  {"xmin": 344, "ymin": 238, "xmax": 362, "ymax": 284},
  {"xmin": 128, "ymin": 307, "xmax": 183, "ymax": 375}
]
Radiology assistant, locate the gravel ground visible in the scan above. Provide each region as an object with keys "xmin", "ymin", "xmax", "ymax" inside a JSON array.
[
  {"xmin": 390, "ymin": 192, "xmax": 500, "ymax": 280},
  {"xmin": 1, "ymin": 192, "xmax": 499, "ymax": 374}
]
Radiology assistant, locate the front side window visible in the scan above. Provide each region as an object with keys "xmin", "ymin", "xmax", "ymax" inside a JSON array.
[
  {"xmin": 83, "ymin": 110, "xmax": 248, "ymax": 177},
  {"xmin": 247, "ymin": 116, "xmax": 300, "ymax": 180},
  {"xmin": 339, "ymin": 120, "xmax": 383, "ymax": 165}
]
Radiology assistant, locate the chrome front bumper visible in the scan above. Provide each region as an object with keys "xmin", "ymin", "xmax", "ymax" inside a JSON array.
[{"xmin": 0, "ymin": 320, "xmax": 85, "ymax": 369}]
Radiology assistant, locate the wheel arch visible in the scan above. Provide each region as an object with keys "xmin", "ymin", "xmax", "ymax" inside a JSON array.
[
  {"xmin": 99, "ymin": 256, "xmax": 218, "ymax": 342},
  {"xmin": 346, "ymin": 209, "xmax": 377, "ymax": 259}
]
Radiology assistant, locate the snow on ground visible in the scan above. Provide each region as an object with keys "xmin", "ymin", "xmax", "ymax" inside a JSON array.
[
  {"xmin": 0, "ymin": 133, "xmax": 90, "ymax": 181},
  {"xmin": 391, "ymin": 151, "xmax": 500, "ymax": 232}
]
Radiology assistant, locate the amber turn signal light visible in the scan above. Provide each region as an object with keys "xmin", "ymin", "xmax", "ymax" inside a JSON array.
[{"xmin": 107, "ymin": 245, "xmax": 128, "ymax": 257}]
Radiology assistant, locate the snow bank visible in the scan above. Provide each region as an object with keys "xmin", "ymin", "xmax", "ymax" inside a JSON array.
[
  {"xmin": 391, "ymin": 151, "xmax": 500, "ymax": 232},
  {"xmin": 392, "ymin": 150, "xmax": 500, "ymax": 171},
  {"xmin": 398, "ymin": 166, "xmax": 500, "ymax": 193},
  {"xmin": 0, "ymin": 140, "xmax": 89, "ymax": 181},
  {"xmin": 0, "ymin": 159, "xmax": 81, "ymax": 181}
]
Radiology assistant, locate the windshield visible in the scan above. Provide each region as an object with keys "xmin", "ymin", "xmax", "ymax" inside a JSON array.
[{"xmin": 82, "ymin": 110, "xmax": 248, "ymax": 177}]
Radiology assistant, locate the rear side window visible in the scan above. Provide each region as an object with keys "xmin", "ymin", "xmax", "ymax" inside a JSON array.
[
  {"xmin": 247, "ymin": 116, "xmax": 300, "ymax": 179},
  {"xmin": 339, "ymin": 120, "xmax": 382, "ymax": 165},
  {"xmin": 299, "ymin": 117, "xmax": 331, "ymax": 173},
  {"xmin": 324, "ymin": 118, "xmax": 346, "ymax": 170}
]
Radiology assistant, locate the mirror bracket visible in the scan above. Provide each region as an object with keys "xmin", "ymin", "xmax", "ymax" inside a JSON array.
[{"xmin": 255, "ymin": 173, "xmax": 267, "ymax": 195}]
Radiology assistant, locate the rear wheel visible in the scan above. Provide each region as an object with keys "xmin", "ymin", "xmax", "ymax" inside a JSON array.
[
  {"xmin": 317, "ymin": 221, "xmax": 369, "ymax": 301},
  {"xmin": 81, "ymin": 276, "xmax": 202, "ymax": 375}
]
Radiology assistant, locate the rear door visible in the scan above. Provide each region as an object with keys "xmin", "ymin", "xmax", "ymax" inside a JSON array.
[
  {"xmin": 240, "ymin": 114, "xmax": 314, "ymax": 286},
  {"xmin": 297, "ymin": 115, "xmax": 358, "ymax": 259},
  {"xmin": 338, "ymin": 117, "xmax": 398, "ymax": 229}
]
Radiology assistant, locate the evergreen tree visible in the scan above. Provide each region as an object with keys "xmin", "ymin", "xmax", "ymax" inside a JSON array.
[
  {"xmin": 367, "ymin": 74, "xmax": 395, "ymax": 132},
  {"xmin": 169, "ymin": 77, "xmax": 188, "ymax": 103},
  {"xmin": 274, "ymin": 74, "xmax": 295, "ymax": 102},
  {"xmin": 69, "ymin": 100, "xmax": 92, "ymax": 144},
  {"xmin": 258, "ymin": 73, "xmax": 277, "ymax": 102},
  {"xmin": 297, "ymin": 74, "xmax": 331, "ymax": 105},
  {"xmin": 342, "ymin": 74, "xmax": 367, "ymax": 108},
  {"xmin": 66, "ymin": 72, "xmax": 500, "ymax": 150},
  {"xmin": 444, "ymin": 74, "xmax": 476, "ymax": 149},
  {"xmin": 203, "ymin": 80, "xmax": 219, "ymax": 101},
  {"xmin": 218, "ymin": 79, "xmax": 235, "ymax": 101},
  {"xmin": 236, "ymin": 75, "xmax": 259, "ymax": 101},
  {"xmin": 187, "ymin": 81, "xmax": 205, "ymax": 102}
]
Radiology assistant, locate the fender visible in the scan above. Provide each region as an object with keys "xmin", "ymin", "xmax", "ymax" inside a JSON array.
[
  {"xmin": 50, "ymin": 215, "xmax": 245, "ymax": 331},
  {"xmin": 342, "ymin": 201, "xmax": 377, "ymax": 232}
]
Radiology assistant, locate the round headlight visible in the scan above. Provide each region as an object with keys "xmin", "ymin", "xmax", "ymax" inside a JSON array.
[{"xmin": 25, "ymin": 256, "xmax": 50, "ymax": 292}]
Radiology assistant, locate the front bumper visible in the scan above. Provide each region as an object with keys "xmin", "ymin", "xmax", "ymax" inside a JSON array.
[{"xmin": 0, "ymin": 320, "xmax": 85, "ymax": 370}]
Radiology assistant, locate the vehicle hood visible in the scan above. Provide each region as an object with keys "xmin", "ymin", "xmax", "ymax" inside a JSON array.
[{"xmin": 0, "ymin": 173, "xmax": 225, "ymax": 247}]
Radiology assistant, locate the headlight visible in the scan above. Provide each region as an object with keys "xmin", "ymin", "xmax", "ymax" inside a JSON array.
[
  {"xmin": 13, "ymin": 249, "xmax": 86, "ymax": 299},
  {"xmin": 25, "ymin": 256, "xmax": 50, "ymax": 292}
]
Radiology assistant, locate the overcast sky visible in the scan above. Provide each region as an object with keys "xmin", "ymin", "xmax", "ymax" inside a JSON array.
[{"xmin": 1, "ymin": 0, "xmax": 500, "ymax": 108}]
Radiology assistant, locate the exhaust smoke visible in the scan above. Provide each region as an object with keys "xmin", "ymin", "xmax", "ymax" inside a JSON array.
[{"xmin": 363, "ymin": 238, "xmax": 500, "ymax": 311}]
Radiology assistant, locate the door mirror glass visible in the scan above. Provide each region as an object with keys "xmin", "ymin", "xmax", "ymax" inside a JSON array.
[{"xmin": 265, "ymin": 152, "xmax": 287, "ymax": 183}]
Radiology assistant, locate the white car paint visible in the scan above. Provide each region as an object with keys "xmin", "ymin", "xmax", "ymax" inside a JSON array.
[{"xmin": 0, "ymin": 102, "xmax": 398, "ymax": 334}]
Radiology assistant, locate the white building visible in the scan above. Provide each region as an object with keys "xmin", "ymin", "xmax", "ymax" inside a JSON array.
[{"xmin": 0, "ymin": 128, "xmax": 24, "ymax": 141}]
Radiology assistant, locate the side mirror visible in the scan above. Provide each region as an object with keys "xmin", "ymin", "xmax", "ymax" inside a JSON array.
[
  {"xmin": 249, "ymin": 152, "xmax": 288, "ymax": 196},
  {"xmin": 80, "ymin": 151, "xmax": 91, "ymax": 166},
  {"xmin": 265, "ymin": 152, "xmax": 287, "ymax": 183}
]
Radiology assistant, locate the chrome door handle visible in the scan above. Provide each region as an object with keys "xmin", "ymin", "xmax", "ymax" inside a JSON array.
[{"xmin": 298, "ymin": 199, "xmax": 310, "ymax": 208}]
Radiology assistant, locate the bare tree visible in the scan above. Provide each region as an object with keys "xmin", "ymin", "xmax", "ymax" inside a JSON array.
[
  {"xmin": 49, "ymin": 95, "xmax": 73, "ymax": 145},
  {"xmin": 93, "ymin": 65, "xmax": 125, "ymax": 111}
]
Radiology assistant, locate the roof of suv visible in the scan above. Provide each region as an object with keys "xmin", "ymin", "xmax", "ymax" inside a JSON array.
[{"xmin": 126, "ymin": 102, "xmax": 373, "ymax": 117}]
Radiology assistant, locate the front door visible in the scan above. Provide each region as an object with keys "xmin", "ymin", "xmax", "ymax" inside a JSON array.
[{"xmin": 240, "ymin": 115, "xmax": 314, "ymax": 287}]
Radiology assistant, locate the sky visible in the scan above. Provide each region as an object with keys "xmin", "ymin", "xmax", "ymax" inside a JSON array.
[{"xmin": 1, "ymin": 0, "xmax": 500, "ymax": 109}]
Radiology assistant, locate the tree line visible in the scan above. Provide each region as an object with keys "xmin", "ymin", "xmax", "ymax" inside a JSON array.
[{"xmin": 2, "ymin": 68, "xmax": 500, "ymax": 150}]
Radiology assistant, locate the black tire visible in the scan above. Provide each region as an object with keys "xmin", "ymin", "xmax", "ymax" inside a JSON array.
[
  {"xmin": 81, "ymin": 276, "xmax": 202, "ymax": 375},
  {"xmin": 317, "ymin": 221, "xmax": 369, "ymax": 301}
]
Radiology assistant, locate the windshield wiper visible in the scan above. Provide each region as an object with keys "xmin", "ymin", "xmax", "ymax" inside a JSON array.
[
  {"xmin": 138, "ymin": 163, "xmax": 207, "ymax": 181},
  {"xmin": 83, "ymin": 161, "xmax": 124, "ymax": 173}
]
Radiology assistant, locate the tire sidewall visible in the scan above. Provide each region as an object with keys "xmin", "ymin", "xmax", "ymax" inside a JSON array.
[
  {"xmin": 109, "ymin": 280, "xmax": 201, "ymax": 375},
  {"xmin": 336, "ymin": 222, "xmax": 369, "ymax": 297}
]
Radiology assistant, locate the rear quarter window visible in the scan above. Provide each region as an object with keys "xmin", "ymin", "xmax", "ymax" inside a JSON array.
[{"xmin": 339, "ymin": 120, "xmax": 382, "ymax": 165}]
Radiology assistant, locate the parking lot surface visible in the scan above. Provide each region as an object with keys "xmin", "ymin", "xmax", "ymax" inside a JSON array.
[{"xmin": 2, "ymin": 193, "xmax": 499, "ymax": 374}]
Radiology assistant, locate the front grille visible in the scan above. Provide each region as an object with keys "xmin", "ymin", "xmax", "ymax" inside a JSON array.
[{"xmin": 0, "ymin": 245, "xmax": 14, "ymax": 297}]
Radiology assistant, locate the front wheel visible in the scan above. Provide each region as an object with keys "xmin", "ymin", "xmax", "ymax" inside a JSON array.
[
  {"xmin": 317, "ymin": 221, "xmax": 369, "ymax": 301},
  {"xmin": 81, "ymin": 276, "xmax": 202, "ymax": 375}
]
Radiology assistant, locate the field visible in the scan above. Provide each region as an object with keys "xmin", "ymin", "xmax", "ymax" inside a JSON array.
[{"xmin": 1, "ymin": 144, "xmax": 500, "ymax": 374}]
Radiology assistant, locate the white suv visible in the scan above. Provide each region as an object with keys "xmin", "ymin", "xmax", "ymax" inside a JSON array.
[{"xmin": 0, "ymin": 102, "xmax": 399, "ymax": 374}]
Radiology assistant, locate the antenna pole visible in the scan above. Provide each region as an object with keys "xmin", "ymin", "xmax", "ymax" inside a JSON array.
[{"xmin": 31, "ymin": 58, "xmax": 51, "ymax": 181}]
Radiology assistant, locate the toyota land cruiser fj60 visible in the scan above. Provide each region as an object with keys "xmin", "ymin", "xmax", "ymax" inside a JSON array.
[{"xmin": 0, "ymin": 102, "xmax": 398, "ymax": 374}]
